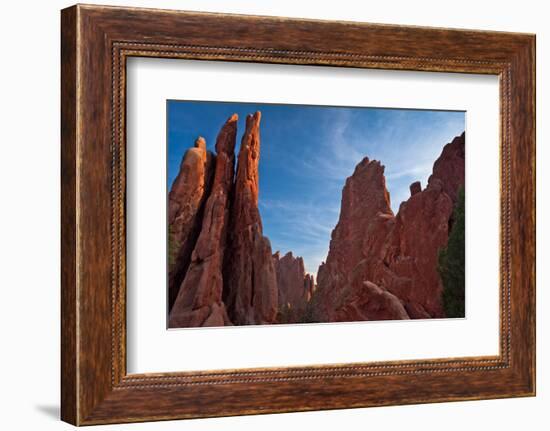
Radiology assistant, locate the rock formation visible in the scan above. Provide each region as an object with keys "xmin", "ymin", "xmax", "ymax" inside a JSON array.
[
  {"xmin": 167, "ymin": 108, "xmax": 464, "ymax": 327},
  {"xmin": 429, "ymin": 133, "xmax": 466, "ymax": 204},
  {"xmin": 223, "ymin": 112, "xmax": 279, "ymax": 325},
  {"xmin": 167, "ymin": 136, "xmax": 214, "ymax": 311},
  {"xmin": 168, "ymin": 115, "xmax": 238, "ymax": 328},
  {"xmin": 382, "ymin": 132, "xmax": 465, "ymax": 317},
  {"xmin": 410, "ymin": 181, "xmax": 421, "ymax": 196},
  {"xmin": 315, "ymin": 132, "xmax": 465, "ymax": 321},
  {"xmin": 315, "ymin": 157, "xmax": 398, "ymax": 320},
  {"xmin": 273, "ymin": 251, "xmax": 315, "ymax": 323},
  {"xmin": 333, "ymin": 281, "xmax": 410, "ymax": 322}
]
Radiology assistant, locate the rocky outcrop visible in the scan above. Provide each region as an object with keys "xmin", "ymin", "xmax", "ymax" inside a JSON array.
[
  {"xmin": 315, "ymin": 133, "xmax": 465, "ymax": 321},
  {"xmin": 410, "ymin": 181, "xmax": 421, "ymax": 196},
  {"xmin": 380, "ymin": 177, "xmax": 454, "ymax": 317},
  {"xmin": 167, "ymin": 137, "xmax": 214, "ymax": 311},
  {"xmin": 380, "ymin": 133, "xmax": 465, "ymax": 317},
  {"xmin": 169, "ymin": 111, "xmax": 279, "ymax": 328},
  {"xmin": 273, "ymin": 251, "xmax": 314, "ymax": 323},
  {"xmin": 168, "ymin": 109, "xmax": 464, "ymax": 327},
  {"xmin": 333, "ymin": 281, "xmax": 410, "ymax": 322},
  {"xmin": 168, "ymin": 115, "xmax": 238, "ymax": 328},
  {"xmin": 223, "ymin": 112, "xmax": 279, "ymax": 325},
  {"xmin": 429, "ymin": 133, "xmax": 465, "ymax": 204},
  {"xmin": 316, "ymin": 157, "xmax": 397, "ymax": 320}
]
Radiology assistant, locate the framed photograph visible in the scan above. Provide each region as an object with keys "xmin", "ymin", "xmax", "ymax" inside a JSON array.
[{"xmin": 61, "ymin": 4, "xmax": 536, "ymax": 425}]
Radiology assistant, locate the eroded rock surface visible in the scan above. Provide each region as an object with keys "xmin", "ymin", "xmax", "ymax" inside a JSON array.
[{"xmin": 168, "ymin": 115, "xmax": 238, "ymax": 328}]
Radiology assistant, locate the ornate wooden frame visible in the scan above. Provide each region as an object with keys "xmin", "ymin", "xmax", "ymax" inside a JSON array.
[{"xmin": 61, "ymin": 4, "xmax": 536, "ymax": 425}]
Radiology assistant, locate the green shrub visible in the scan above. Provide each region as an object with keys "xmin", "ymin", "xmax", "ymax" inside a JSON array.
[
  {"xmin": 277, "ymin": 303, "xmax": 293, "ymax": 324},
  {"xmin": 438, "ymin": 187, "xmax": 465, "ymax": 318},
  {"xmin": 298, "ymin": 289, "xmax": 323, "ymax": 324}
]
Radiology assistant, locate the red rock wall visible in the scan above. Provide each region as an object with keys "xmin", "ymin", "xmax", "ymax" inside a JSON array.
[{"xmin": 315, "ymin": 132, "xmax": 465, "ymax": 321}]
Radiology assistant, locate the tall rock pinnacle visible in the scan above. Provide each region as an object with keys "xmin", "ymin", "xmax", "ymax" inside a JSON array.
[
  {"xmin": 224, "ymin": 112, "xmax": 279, "ymax": 325},
  {"xmin": 315, "ymin": 158, "xmax": 398, "ymax": 320},
  {"xmin": 168, "ymin": 114, "xmax": 238, "ymax": 327}
]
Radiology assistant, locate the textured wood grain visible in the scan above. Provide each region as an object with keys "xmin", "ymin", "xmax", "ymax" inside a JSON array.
[
  {"xmin": 60, "ymin": 4, "xmax": 535, "ymax": 425},
  {"xmin": 60, "ymin": 5, "xmax": 78, "ymax": 425}
]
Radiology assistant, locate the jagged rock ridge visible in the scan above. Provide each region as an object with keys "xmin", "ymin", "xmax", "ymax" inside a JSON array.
[{"xmin": 315, "ymin": 133, "xmax": 465, "ymax": 321}]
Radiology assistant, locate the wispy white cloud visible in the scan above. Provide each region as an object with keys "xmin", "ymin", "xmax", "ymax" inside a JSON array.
[
  {"xmin": 260, "ymin": 108, "xmax": 465, "ymax": 274},
  {"xmin": 385, "ymin": 163, "xmax": 433, "ymax": 181},
  {"xmin": 279, "ymin": 110, "xmax": 369, "ymax": 182},
  {"xmin": 259, "ymin": 197, "xmax": 340, "ymax": 274}
]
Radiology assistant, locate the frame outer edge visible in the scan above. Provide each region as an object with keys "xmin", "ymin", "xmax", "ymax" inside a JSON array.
[
  {"xmin": 526, "ymin": 35, "xmax": 536, "ymax": 396},
  {"xmin": 61, "ymin": 4, "xmax": 536, "ymax": 424},
  {"xmin": 507, "ymin": 35, "xmax": 536, "ymax": 396},
  {"xmin": 523, "ymin": 34, "xmax": 536, "ymax": 395},
  {"xmin": 531, "ymin": 34, "xmax": 536, "ymax": 396},
  {"xmin": 61, "ymin": 5, "xmax": 79, "ymax": 426}
]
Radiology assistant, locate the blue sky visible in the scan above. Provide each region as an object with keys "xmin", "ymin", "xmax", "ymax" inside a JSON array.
[{"xmin": 167, "ymin": 100, "xmax": 465, "ymax": 275}]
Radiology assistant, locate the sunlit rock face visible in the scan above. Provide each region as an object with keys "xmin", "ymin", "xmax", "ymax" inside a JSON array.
[{"xmin": 223, "ymin": 112, "xmax": 279, "ymax": 326}]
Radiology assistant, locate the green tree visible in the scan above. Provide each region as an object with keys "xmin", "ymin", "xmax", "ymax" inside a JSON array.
[
  {"xmin": 438, "ymin": 187, "xmax": 465, "ymax": 318},
  {"xmin": 299, "ymin": 289, "xmax": 322, "ymax": 324}
]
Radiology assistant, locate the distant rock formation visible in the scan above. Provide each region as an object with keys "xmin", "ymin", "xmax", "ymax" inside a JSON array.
[
  {"xmin": 168, "ymin": 115, "xmax": 238, "ymax": 327},
  {"xmin": 223, "ymin": 112, "xmax": 279, "ymax": 325},
  {"xmin": 315, "ymin": 132, "xmax": 465, "ymax": 320},
  {"xmin": 272, "ymin": 251, "xmax": 315, "ymax": 323},
  {"xmin": 304, "ymin": 274, "xmax": 315, "ymax": 302}
]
